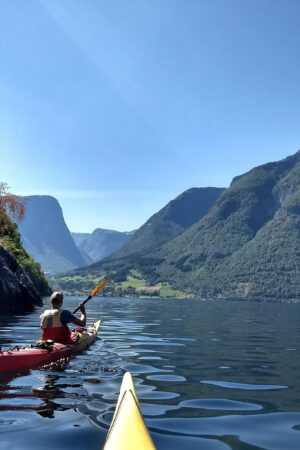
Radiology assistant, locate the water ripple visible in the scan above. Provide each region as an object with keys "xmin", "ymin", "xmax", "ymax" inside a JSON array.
[
  {"xmin": 148, "ymin": 412, "xmax": 300, "ymax": 450},
  {"xmin": 201, "ymin": 380, "xmax": 288, "ymax": 390}
]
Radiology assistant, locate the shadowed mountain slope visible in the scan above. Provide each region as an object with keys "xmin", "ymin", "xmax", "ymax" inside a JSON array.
[{"xmin": 106, "ymin": 187, "xmax": 225, "ymax": 260}]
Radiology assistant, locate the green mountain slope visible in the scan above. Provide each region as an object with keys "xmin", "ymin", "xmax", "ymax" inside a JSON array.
[
  {"xmin": 106, "ymin": 187, "xmax": 225, "ymax": 260},
  {"xmin": 143, "ymin": 151, "xmax": 300, "ymax": 301}
]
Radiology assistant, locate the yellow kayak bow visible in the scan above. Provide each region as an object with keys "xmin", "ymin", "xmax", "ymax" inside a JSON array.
[{"xmin": 102, "ymin": 372, "xmax": 156, "ymax": 450}]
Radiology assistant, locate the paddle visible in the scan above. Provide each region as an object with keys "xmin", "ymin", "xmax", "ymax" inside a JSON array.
[{"xmin": 73, "ymin": 279, "xmax": 110, "ymax": 314}]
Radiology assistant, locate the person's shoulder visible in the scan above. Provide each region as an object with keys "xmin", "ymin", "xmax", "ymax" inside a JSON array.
[
  {"xmin": 61, "ymin": 309, "xmax": 73, "ymax": 316},
  {"xmin": 61, "ymin": 310, "xmax": 75, "ymax": 321}
]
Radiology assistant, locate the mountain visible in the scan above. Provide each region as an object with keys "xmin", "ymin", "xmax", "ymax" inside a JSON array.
[
  {"xmin": 140, "ymin": 150, "xmax": 300, "ymax": 302},
  {"xmin": 72, "ymin": 229, "xmax": 135, "ymax": 263},
  {"xmin": 104, "ymin": 187, "xmax": 225, "ymax": 260},
  {"xmin": 18, "ymin": 196, "xmax": 87, "ymax": 274},
  {"xmin": 64, "ymin": 151, "xmax": 300, "ymax": 303},
  {"xmin": 69, "ymin": 233, "xmax": 93, "ymax": 265},
  {"xmin": 59, "ymin": 187, "xmax": 225, "ymax": 290}
]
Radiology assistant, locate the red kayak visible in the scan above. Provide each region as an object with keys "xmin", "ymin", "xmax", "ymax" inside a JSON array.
[{"xmin": 0, "ymin": 320, "xmax": 101, "ymax": 373}]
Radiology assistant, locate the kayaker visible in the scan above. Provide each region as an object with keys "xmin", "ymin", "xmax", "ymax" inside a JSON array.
[{"xmin": 40, "ymin": 291, "xmax": 86, "ymax": 344}]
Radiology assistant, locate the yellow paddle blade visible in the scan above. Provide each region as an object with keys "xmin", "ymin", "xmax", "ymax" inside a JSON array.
[{"xmin": 91, "ymin": 279, "xmax": 110, "ymax": 297}]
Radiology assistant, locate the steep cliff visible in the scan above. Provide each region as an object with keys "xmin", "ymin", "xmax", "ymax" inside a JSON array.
[{"xmin": 18, "ymin": 196, "xmax": 87, "ymax": 274}]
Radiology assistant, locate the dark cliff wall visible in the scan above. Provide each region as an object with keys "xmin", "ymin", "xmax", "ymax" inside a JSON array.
[{"xmin": 0, "ymin": 244, "xmax": 43, "ymax": 312}]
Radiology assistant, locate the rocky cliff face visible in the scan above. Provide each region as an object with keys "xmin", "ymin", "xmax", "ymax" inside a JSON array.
[
  {"xmin": 18, "ymin": 196, "xmax": 87, "ymax": 274},
  {"xmin": 0, "ymin": 244, "xmax": 43, "ymax": 312}
]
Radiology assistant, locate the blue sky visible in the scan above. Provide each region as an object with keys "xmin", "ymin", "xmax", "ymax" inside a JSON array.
[{"xmin": 0, "ymin": 0, "xmax": 300, "ymax": 232}]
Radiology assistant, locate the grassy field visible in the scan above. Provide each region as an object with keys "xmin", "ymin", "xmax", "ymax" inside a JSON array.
[
  {"xmin": 116, "ymin": 274, "xmax": 146, "ymax": 290},
  {"xmin": 116, "ymin": 271, "xmax": 189, "ymax": 298},
  {"xmin": 159, "ymin": 284, "xmax": 187, "ymax": 297},
  {"xmin": 54, "ymin": 269, "xmax": 190, "ymax": 298}
]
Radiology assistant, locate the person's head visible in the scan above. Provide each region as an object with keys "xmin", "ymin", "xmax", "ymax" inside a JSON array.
[{"xmin": 50, "ymin": 291, "xmax": 63, "ymax": 309}]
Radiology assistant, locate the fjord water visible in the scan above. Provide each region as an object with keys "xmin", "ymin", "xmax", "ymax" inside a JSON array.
[{"xmin": 0, "ymin": 297, "xmax": 300, "ymax": 450}]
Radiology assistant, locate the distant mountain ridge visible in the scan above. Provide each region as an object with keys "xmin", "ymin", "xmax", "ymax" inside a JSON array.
[
  {"xmin": 72, "ymin": 229, "xmax": 135, "ymax": 263},
  {"xmin": 19, "ymin": 196, "xmax": 86, "ymax": 274},
  {"xmin": 105, "ymin": 187, "xmax": 225, "ymax": 260}
]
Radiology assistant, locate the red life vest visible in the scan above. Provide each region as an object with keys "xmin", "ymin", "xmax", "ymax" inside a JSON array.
[{"xmin": 40, "ymin": 308, "xmax": 72, "ymax": 344}]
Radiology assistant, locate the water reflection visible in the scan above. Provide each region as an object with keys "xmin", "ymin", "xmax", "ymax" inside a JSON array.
[{"xmin": 0, "ymin": 297, "xmax": 300, "ymax": 449}]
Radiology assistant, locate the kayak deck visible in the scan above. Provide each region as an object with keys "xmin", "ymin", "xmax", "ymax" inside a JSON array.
[
  {"xmin": 103, "ymin": 372, "xmax": 156, "ymax": 450},
  {"xmin": 0, "ymin": 320, "xmax": 101, "ymax": 373}
]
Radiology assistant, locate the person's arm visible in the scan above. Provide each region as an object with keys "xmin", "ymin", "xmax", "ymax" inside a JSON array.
[{"xmin": 71, "ymin": 302, "xmax": 86, "ymax": 327}]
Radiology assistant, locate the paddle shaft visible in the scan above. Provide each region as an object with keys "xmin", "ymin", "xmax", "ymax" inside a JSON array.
[
  {"xmin": 73, "ymin": 296, "xmax": 91, "ymax": 315},
  {"xmin": 72, "ymin": 279, "xmax": 110, "ymax": 315}
]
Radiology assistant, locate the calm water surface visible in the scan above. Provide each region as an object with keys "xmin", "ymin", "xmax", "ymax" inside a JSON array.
[{"xmin": 0, "ymin": 297, "xmax": 300, "ymax": 450}]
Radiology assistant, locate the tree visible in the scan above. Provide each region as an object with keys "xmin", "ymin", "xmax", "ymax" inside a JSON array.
[{"xmin": 0, "ymin": 182, "xmax": 26, "ymax": 234}]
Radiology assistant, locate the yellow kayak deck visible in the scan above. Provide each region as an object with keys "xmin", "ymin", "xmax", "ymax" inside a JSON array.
[{"xmin": 103, "ymin": 372, "xmax": 156, "ymax": 450}]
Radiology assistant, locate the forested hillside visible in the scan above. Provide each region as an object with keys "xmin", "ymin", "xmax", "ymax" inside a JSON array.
[
  {"xmin": 105, "ymin": 187, "xmax": 225, "ymax": 260},
  {"xmin": 143, "ymin": 151, "xmax": 300, "ymax": 301}
]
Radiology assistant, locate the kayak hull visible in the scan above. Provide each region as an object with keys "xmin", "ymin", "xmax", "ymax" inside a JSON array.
[
  {"xmin": 103, "ymin": 372, "xmax": 156, "ymax": 450},
  {"xmin": 0, "ymin": 320, "xmax": 101, "ymax": 373}
]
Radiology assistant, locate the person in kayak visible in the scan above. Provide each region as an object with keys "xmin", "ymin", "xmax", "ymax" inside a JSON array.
[{"xmin": 40, "ymin": 291, "xmax": 86, "ymax": 344}]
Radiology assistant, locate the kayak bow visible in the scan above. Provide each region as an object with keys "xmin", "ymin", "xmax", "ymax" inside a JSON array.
[
  {"xmin": 103, "ymin": 371, "xmax": 156, "ymax": 450},
  {"xmin": 0, "ymin": 320, "xmax": 101, "ymax": 373}
]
